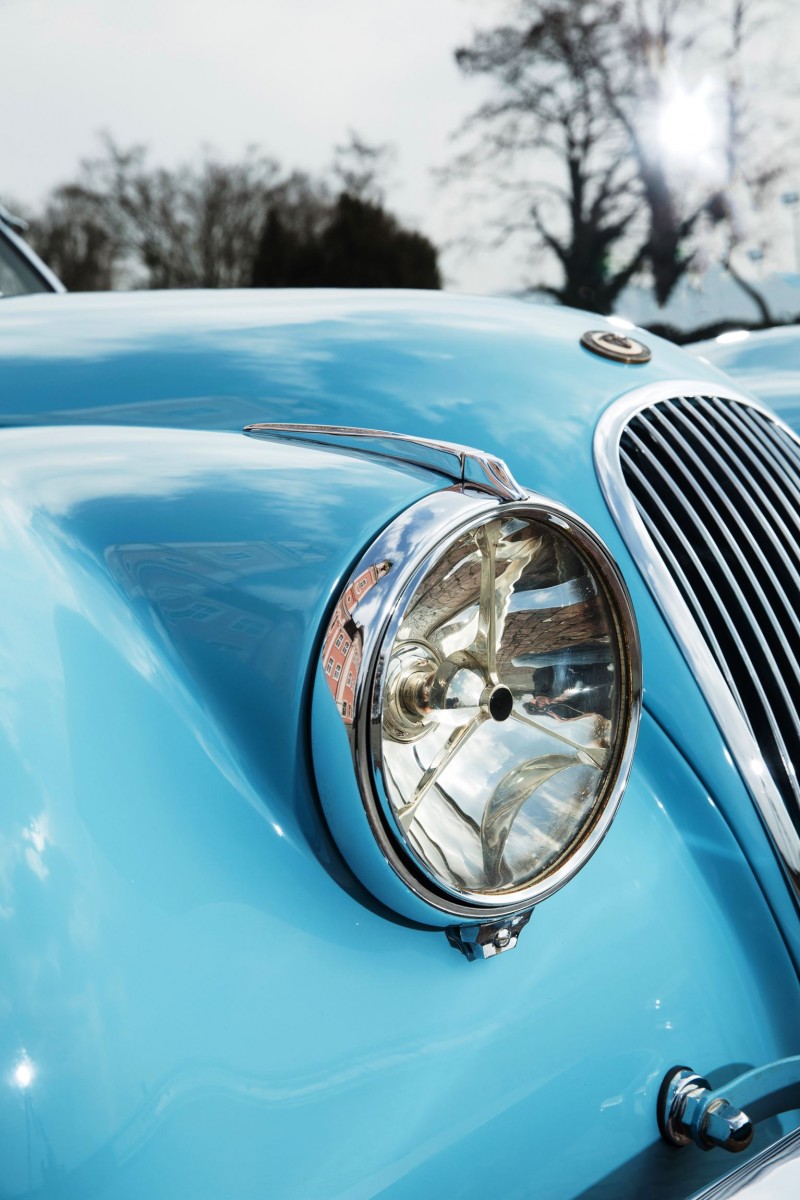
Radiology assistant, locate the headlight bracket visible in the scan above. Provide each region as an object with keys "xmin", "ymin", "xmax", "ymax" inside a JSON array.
[{"xmin": 446, "ymin": 909, "xmax": 534, "ymax": 961}]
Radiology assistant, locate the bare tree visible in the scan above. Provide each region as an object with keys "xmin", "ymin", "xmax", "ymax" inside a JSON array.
[
  {"xmin": 451, "ymin": 0, "xmax": 794, "ymax": 311},
  {"xmin": 25, "ymin": 184, "xmax": 119, "ymax": 291},
  {"xmin": 78, "ymin": 138, "xmax": 285, "ymax": 288},
  {"xmin": 332, "ymin": 131, "xmax": 396, "ymax": 204},
  {"xmin": 24, "ymin": 137, "xmax": 289, "ymax": 289},
  {"xmin": 452, "ymin": 0, "xmax": 645, "ymax": 313},
  {"xmin": 23, "ymin": 134, "xmax": 442, "ymax": 293}
]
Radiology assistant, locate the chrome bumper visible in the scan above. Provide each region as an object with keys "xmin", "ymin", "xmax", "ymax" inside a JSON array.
[{"xmin": 690, "ymin": 1125, "xmax": 800, "ymax": 1198}]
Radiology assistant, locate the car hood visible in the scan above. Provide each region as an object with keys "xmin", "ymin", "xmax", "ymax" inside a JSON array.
[
  {"xmin": 0, "ymin": 288, "xmax": 733, "ymax": 448},
  {"xmin": 0, "ymin": 289, "xmax": 791, "ymax": 941},
  {"xmin": 2, "ymin": 290, "xmax": 799, "ymax": 1197}
]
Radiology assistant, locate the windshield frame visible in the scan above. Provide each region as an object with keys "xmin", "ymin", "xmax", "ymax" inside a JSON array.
[{"xmin": 0, "ymin": 220, "xmax": 65, "ymax": 297}]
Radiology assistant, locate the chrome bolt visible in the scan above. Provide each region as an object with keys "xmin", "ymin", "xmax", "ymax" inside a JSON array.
[
  {"xmin": 701, "ymin": 1100, "xmax": 753, "ymax": 1153},
  {"xmin": 399, "ymin": 668, "xmax": 433, "ymax": 717},
  {"xmin": 659, "ymin": 1066, "xmax": 754, "ymax": 1154},
  {"xmin": 446, "ymin": 911, "xmax": 533, "ymax": 960}
]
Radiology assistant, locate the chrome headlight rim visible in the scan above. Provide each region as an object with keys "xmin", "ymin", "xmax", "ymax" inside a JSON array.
[{"xmin": 315, "ymin": 486, "xmax": 642, "ymax": 924}]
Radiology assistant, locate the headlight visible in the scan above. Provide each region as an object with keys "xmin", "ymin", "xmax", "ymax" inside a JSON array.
[{"xmin": 313, "ymin": 486, "xmax": 640, "ymax": 938}]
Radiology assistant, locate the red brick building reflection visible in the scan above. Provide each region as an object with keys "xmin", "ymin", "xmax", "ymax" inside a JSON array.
[{"xmin": 323, "ymin": 560, "xmax": 390, "ymax": 724}]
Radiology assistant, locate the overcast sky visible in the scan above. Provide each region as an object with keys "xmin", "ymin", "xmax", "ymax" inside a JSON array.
[
  {"xmin": 3, "ymin": 0, "xmax": 530, "ymax": 292},
  {"xmin": 3, "ymin": 0, "xmax": 798, "ymax": 294}
]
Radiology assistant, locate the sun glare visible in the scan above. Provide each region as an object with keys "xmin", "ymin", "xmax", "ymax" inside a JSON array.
[
  {"xmin": 12, "ymin": 1054, "xmax": 35, "ymax": 1090},
  {"xmin": 657, "ymin": 82, "xmax": 717, "ymax": 166}
]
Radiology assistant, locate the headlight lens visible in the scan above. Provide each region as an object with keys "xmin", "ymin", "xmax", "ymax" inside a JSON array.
[
  {"xmin": 317, "ymin": 493, "xmax": 640, "ymax": 921},
  {"xmin": 378, "ymin": 510, "xmax": 628, "ymax": 904}
]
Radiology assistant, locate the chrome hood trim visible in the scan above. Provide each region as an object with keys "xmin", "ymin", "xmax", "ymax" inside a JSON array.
[{"xmin": 243, "ymin": 423, "xmax": 527, "ymax": 501}]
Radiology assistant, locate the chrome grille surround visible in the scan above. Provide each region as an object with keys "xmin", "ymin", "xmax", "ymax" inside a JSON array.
[{"xmin": 594, "ymin": 379, "xmax": 800, "ymax": 902}]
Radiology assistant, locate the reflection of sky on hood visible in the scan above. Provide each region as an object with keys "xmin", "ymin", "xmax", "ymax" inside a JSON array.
[
  {"xmin": 0, "ymin": 289, "xmax": 725, "ymax": 512},
  {"xmin": 0, "ymin": 420, "xmax": 439, "ymax": 855},
  {"xmin": 692, "ymin": 326, "xmax": 800, "ymax": 375},
  {"xmin": 0, "ymin": 425, "xmax": 438, "ymax": 524}
]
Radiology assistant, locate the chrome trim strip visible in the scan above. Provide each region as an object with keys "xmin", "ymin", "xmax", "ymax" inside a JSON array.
[
  {"xmin": 688, "ymin": 1124, "xmax": 800, "ymax": 1199},
  {"xmin": 243, "ymin": 423, "xmax": 527, "ymax": 501},
  {"xmin": 594, "ymin": 379, "xmax": 800, "ymax": 899}
]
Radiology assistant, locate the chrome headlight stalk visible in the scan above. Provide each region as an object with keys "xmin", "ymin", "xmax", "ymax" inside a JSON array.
[{"xmin": 304, "ymin": 442, "xmax": 641, "ymax": 959}]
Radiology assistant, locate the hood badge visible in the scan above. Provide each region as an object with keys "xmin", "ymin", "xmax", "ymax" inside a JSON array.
[{"xmin": 581, "ymin": 330, "xmax": 651, "ymax": 364}]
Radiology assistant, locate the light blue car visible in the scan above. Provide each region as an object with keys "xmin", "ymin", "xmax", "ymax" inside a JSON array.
[
  {"xmin": 691, "ymin": 326, "xmax": 800, "ymax": 437},
  {"xmin": 0, "ymin": 205, "xmax": 64, "ymax": 298},
  {"xmin": 1, "ymin": 288, "xmax": 799, "ymax": 1199}
]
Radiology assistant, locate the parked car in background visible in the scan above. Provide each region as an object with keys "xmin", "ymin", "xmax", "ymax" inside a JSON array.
[
  {"xmin": 691, "ymin": 326, "xmax": 800, "ymax": 436},
  {"xmin": 1, "ymin": 288, "xmax": 799, "ymax": 1199},
  {"xmin": 0, "ymin": 203, "xmax": 64, "ymax": 297}
]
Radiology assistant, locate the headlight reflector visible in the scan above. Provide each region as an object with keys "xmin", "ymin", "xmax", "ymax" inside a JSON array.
[{"xmin": 315, "ymin": 491, "xmax": 640, "ymax": 923}]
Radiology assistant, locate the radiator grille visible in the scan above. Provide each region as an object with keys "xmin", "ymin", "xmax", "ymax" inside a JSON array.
[{"xmin": 617, "ymin": 393, "xmax": 800, "ymax": 832}]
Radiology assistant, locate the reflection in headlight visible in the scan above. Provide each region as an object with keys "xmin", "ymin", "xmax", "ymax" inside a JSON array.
[{"xmin": 379, "ymin": 514, "xmax": 621, "ymax": 899}]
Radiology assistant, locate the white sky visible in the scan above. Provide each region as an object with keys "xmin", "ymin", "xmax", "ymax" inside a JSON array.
[
  {"xmin": 2, "ymin": 0, "xmax": 798, "ymax": 293},
  {"xmin": 3, "ymin": 0, "xmax": 525, "ymax": 291}
]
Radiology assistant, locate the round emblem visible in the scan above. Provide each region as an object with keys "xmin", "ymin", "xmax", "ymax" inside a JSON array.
[{"xmin": 581, "ymin": 329, "xmax": 651, "ymax": 364}]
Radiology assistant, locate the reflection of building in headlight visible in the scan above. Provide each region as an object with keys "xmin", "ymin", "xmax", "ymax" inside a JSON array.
[{"xmin": 321, "ymin": 560, "xmax": 391, "ymax": 723}]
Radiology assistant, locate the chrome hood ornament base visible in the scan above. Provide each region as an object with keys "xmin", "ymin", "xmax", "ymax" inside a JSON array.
[{"xmin": 244, "ymin": 423, "xmax": 526, "ymax": 502}]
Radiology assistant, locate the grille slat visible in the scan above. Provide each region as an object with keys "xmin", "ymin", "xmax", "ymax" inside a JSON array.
[
  {"xmin": 707, "ymin": 399, "xmax": 800, "ymax": 545},
  {"xmin": 663, "ymin": 399, "xmax": 800, "ymax": 614},
  {"xmin": 639, "ymin": 407, "xmax": 800, "ymax": 692},
  {"xmin": 618, "ymin": 392, "xmax": 800, "ymax": 830},
  {"xmin": 619, "ymin": 445, "xmax": 746, "ymax": 708},
  {"xmin": 680, "ymin": 399, "xmax": 800, "ymax": 592},
  {"xmin": 745, "ymin": 406, "xmax": 800, "ymax": 499}
]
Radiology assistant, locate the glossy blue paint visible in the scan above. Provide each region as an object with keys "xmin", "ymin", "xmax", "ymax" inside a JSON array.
[
  {"xmin": 0, "ymin": 293, "xmax": 798, "ymax": 1197},
  {"xmin": 0, "ymin": 290, "xmax": 733, "ymax": 437},
  {"xmin": 690, "ymin": 327, "xmax": 800, "ymax": 432}
]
